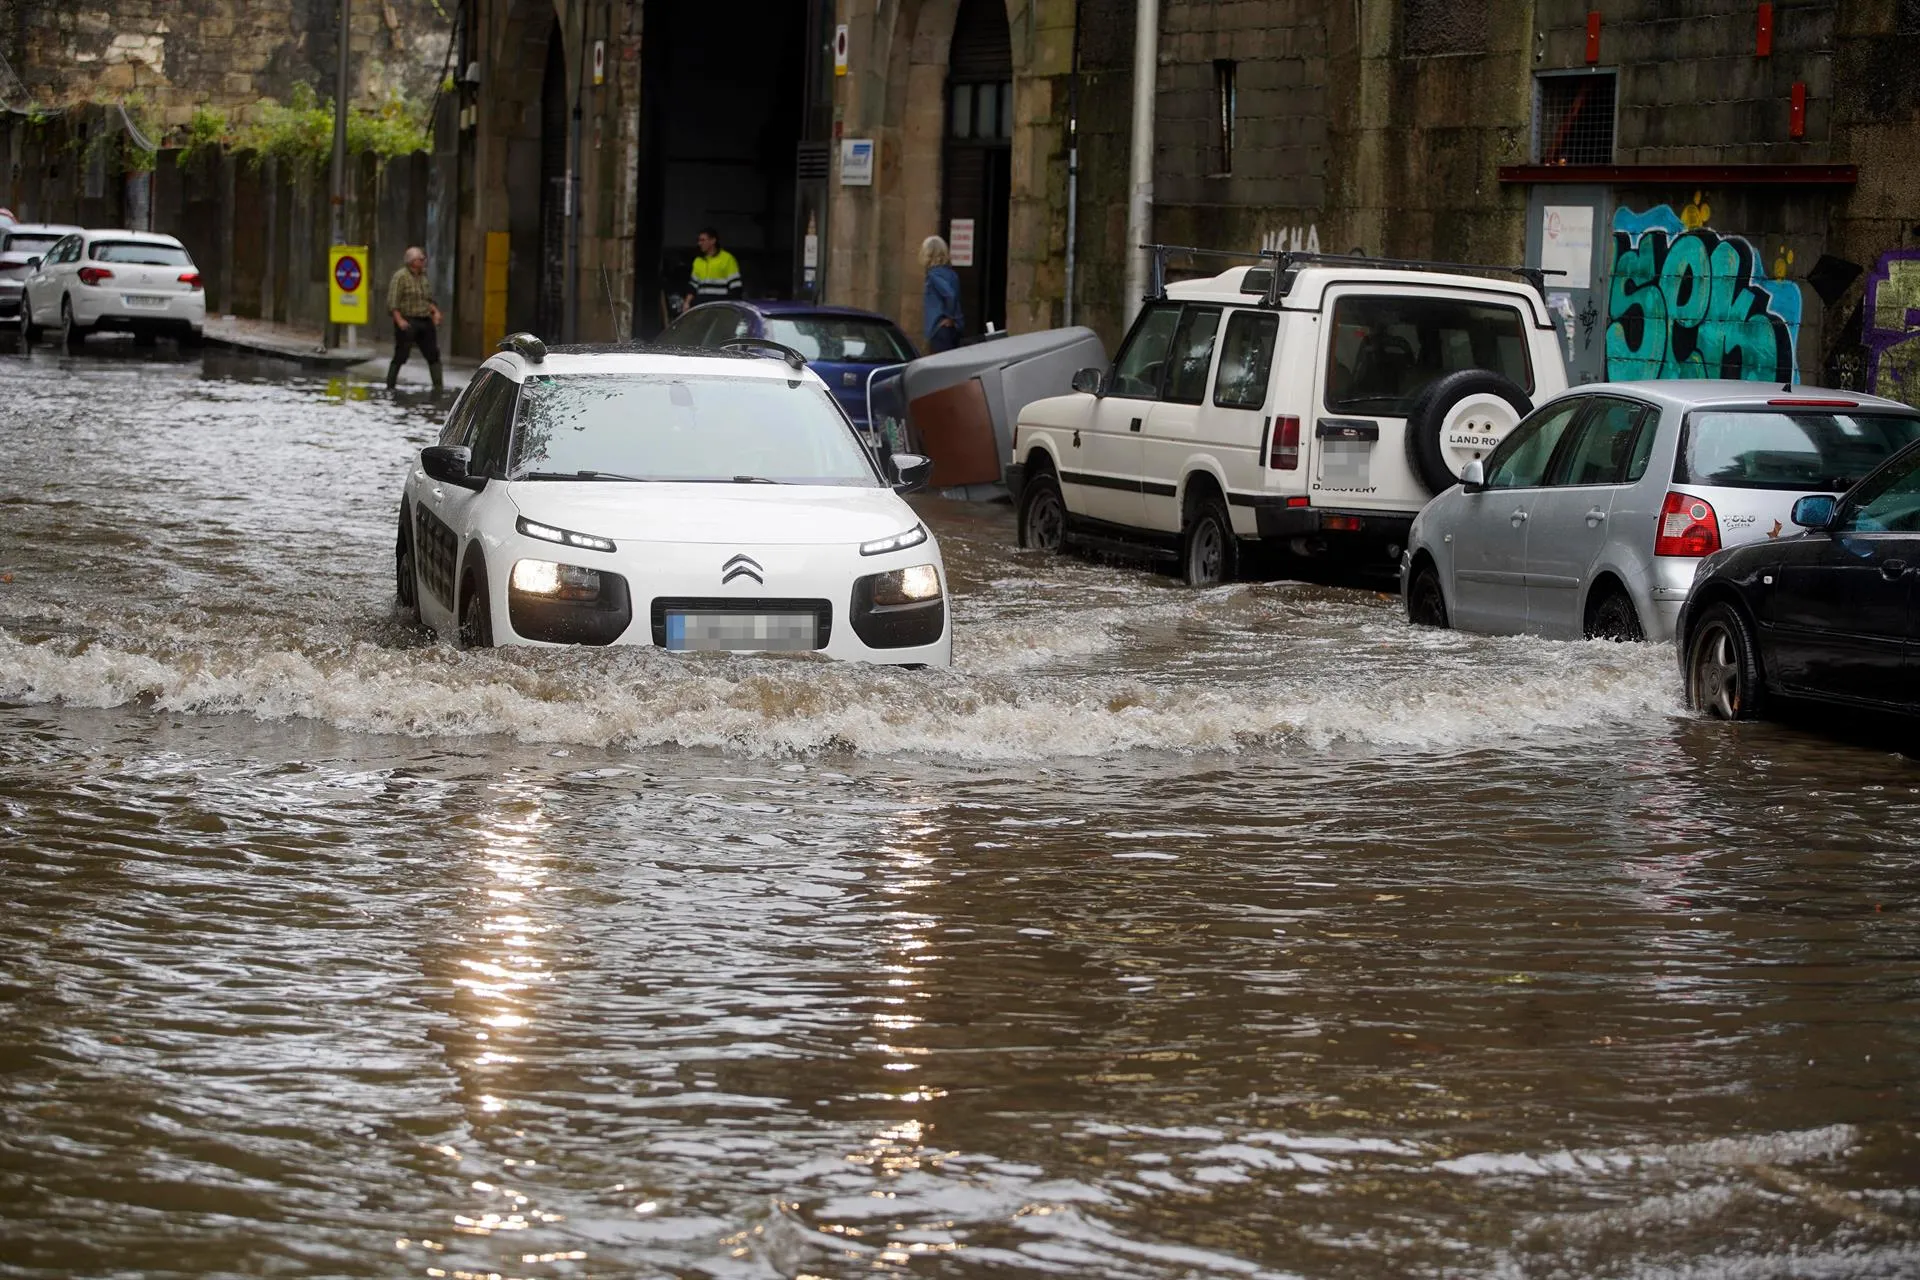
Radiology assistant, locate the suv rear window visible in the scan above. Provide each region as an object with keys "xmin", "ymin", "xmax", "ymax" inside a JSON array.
[
  {"xmin": 1325, "ymin": 295, "xmax": 1532, "ymax": 415},
  {"xmin": 1677, "ymin": 409, "xmax": 1920, "ymax": 492}
]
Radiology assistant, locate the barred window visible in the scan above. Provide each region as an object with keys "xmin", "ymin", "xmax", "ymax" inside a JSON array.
[
  {"xmin": 1211, "ymin": 60, "xmax": 1237, "ymax": 176},
  {"xmin": 1534, "ymin": 72, "xmax": 1616, "ymax": 166}
]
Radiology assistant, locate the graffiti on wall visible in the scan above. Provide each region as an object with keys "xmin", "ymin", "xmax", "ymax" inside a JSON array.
[
  {"xmin": 1606, "ymin": 199, "xmax": 1802, "ymax": 383},
  {"xmin": 1261, "ymin": 224, "xmax": 1321, "ymax": 255},
  {"xmin": 1863, "ymin": 250, "xmax": 1920, "ymax": 407}
]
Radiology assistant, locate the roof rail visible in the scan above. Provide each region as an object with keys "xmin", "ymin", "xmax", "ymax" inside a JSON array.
[
  {"xmin": 1141, "ymin": 243, "xmax": 1558, "ymax": 307},
  {"xmin": 497, "ymin": 332, "xmax": 547, "ymax": 362},
  {"xmin": 719, "ymin": 337, "xmax": 809, "ymax": 371}
]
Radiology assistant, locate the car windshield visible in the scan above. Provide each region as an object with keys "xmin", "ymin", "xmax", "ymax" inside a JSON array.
[
  {"xmin": 90, "ymin": 241, "xmax": 193, "ymax": 266},
  {"xmin": 509, "ymin": 372, "xmax": 881, "ymax": 486},
  {"xmin": 1677, "ymin": 409, "xmax": 1920, "ymax": 492},
  {"xmin": 4, "ymin": 234, "xmax": 60, "ymax": 255},
  {"xmin": 765, "ymin": 317, "xmax": 913, "ymax": 364}
]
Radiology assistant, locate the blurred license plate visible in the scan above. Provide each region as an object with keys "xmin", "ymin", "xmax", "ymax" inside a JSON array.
[
  {"xmin": 123, "ymin": 294, "xmax": 167, "ymax": 307},
  {"xmin": 665, "ymin": 612, "xmax": 817, "ymax": 652}
]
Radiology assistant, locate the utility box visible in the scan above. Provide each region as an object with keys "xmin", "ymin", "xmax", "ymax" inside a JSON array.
[{"xmin": 887, "ymin": 327, "xmax": 1107, "ymax": 498}]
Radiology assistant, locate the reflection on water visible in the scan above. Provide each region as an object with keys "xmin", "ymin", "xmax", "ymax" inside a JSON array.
[{"xmin": 1, "ymin": 354, "xmax": 1917, "ymax": 1277}]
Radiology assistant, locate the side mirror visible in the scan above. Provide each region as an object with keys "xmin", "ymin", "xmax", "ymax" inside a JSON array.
[
  {"xmin": 1460, "ymin": 459, "xmax": 1486, "ymax": 492},
  {"xmin": 1790, "ymin": 494, "xmax": 1836, "ymax": 530},
  {"xmin": 421, "ymin": 444, "xmax": 483, "ymax": 490},
  {"xmin": 890, "ymin": 452, "xmax": 933, "ymax": 494},
  {"xmin": 1070, "ymin": 367, "xmax": 1104, "ymax": 396},
  {"xmin": 25, "ymin": 256, "xmax": 40, "ymax": 268}
]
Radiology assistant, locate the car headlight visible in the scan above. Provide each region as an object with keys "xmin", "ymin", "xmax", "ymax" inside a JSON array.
[
  {"xmin": 517, "ymin": 515, "xmax": 616, "ymax": 553},
  {"xmin": 510, "ymin": 559, "xmax": 602, "ymax": 601},
  {"xmin": 868, "ymin": 563, "xmax": 941, "ymax": 606},
  {"xmin": 859, "ymin": 523, "xmax": 928, "ymax": 556}
]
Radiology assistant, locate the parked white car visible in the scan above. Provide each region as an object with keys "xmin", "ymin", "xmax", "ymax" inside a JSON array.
[
  {"xmin": 1009, "ymin": 252, "xmax": 1569, "ymax": 584},
  {"xmin": 1401, "ymin": 382, "xmax": 1920, "ymax": 641},
  {"xmin": 19, "ymin": 228, "xmax": 205, "ymax": 350},
  {"xmin": 0, "ymin": 222, "xmax": 81, "ymax": 331},
  {"xmin": 395, "ymin": 335, "xmax": 951, "ymax": 666}
]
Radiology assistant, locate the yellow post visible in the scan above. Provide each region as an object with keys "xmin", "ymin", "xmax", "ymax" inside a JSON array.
[{"xmin": 483, "ymin": 232, "xmax": 510, "ymax": 352}]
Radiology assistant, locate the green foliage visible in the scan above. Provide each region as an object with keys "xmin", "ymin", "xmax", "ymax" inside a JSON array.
[
  {"xmin": 233, "ymin": 83, "xmax": 431, "ymax": 169},
  {"xmin": 178, "ymin": 107, "xmax": 233, "ymax": 168}
]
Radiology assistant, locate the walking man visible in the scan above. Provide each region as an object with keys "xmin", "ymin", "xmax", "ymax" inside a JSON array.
[
  {"xmin": 387, "ymin": 246, "xmax": 443, "ymax": 393},
  {"xmin": 681, "ymin": 227, "xmax": 742, "ymax": 313}
]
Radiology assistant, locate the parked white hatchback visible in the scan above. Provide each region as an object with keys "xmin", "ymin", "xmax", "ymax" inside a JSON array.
[
  {"xmin": 394, "ymin": 335, "xmax": 951, "ymax": 666},
  {"xmin": 19, "ymin": 229, "xmax": 205, "ymax": 351},
  {"xmin": 1402, "ymin": 381, "xmax": 1920, "ymax": 641}
]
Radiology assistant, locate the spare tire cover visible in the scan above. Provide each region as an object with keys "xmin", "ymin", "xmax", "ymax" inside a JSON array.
[{"xmin": 1402, "ymin": 369, "xmax": 1533, "ymax": 494}]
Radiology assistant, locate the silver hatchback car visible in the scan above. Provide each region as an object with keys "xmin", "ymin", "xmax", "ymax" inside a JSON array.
[{"xmin": 1401, "ymin": 381, "xmax": 1920, "ymax": 641}]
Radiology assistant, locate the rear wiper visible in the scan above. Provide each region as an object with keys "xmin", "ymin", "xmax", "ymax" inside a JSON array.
[{"xmin": 731, "ymin": 475, "xmax": 780, "ymax": 484}]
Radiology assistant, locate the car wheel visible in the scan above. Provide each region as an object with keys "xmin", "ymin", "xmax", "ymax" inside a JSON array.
[
  {"xmin": 181, "ymin": 328, "xmax": 205, "ymax": 350},
  {"xmin": 133, "ymin": 330, "xmax": 158, "ymax": 348},
  {"xmin": 60, "ymin": 298, "xmax": 86, "ymax": 353},
  {"xmin": 1018, "ymin": 469, "xmax": 1069, "ymax": 552},
  {"xmin": 16, "ymin": 304, "xmax": 35, "ymax": 351},
  {"xmin": 458, "ymin": 561, "xmax": 493, "ymax": 649},
  {"xmin": 395, "ymin": 506, "xmax": 419, "ymax": 620},
  {"xmin": 1181, "ymin": 490, "xmax": 1238, "ymax": 587},
  {"xmin": 1686, "ymin": 602, "xmax": 1764, "ymax": 721},
  {"xmin": 1406, "ymin": 561, "xmax": 1449, "ymax": 628},
  {"xmin": 1586, "ymin": 587, "xmax": 1645, "ymax": 642}
]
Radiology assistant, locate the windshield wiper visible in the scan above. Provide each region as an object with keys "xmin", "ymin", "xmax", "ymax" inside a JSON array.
[
  {"xmin": 731, "ymin": 475, "xmax": 781, "ymax": 484},
  {"xmin": 516, "ymin": 470, "xmax": 656, "ymax": 482}
]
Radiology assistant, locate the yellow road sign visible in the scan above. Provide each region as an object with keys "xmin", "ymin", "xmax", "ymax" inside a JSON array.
[{"xmin": 328, "ymin": 245, "xmax": 370, "ymax": 325}]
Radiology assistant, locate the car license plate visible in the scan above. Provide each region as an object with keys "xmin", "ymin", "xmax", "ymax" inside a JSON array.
[
  {"xmin": 1320, "ymin": 439, "xmax": 1372, "ymax": 488},
  {"xmin": 122, "ymin": 294, "xmax": 168, "ymax": 308},
  {"xmin": 664, "ymin": 612, "xmax": 818, "ymax": 652}
]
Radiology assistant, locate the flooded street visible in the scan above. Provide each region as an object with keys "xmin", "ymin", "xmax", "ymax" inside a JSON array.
[{"xmin": 3, "ymin": 351, "xmax": 1918, "ymax": 1278}]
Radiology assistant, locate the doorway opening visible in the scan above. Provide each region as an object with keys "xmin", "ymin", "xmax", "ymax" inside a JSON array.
[
  {"xmin": 942, "ymin": 0, "xmax": 1011, "ymax": 337},
  {"xmin": 635, "ymin": 0, "xmax": 808, "ymax": 336},
  {"xmin": 537, "ymin": 22, "xmax": 567, "ymax": 340}
]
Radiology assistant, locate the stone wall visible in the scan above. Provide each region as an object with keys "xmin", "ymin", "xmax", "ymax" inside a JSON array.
[{"xmin": 0, "ymin": 0, "xmax": 453, "ymax": 129}]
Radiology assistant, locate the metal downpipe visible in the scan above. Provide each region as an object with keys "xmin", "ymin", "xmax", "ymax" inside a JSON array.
[{"xmin": 1123, "ymin": 0, "xmax": 1159, "ymax": 324}]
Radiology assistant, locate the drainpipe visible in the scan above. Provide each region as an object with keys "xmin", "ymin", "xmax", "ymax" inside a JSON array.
[
  {"xmin": 1123, "ymin": 0, "xmax": 1158, "ymax": 323},
  {"xmin": 1063, "ymin": 0, "xmax": 1080, "ymax": 327},
  {"xmin": 566, "ymin": 0, "xmax": 587, "ymax": 342}
]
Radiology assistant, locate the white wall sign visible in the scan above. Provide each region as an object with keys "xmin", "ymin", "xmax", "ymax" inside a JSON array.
[
  {"xmin": 592, "ymin": 40, "xmax": 605, "ymax": 86},
  {"xmin": 948, "ymin": 218, "xmax": 975, "ymax": 267},
  {"xmin": 839, "ymin": 138, "xmax": 875, "ymax": 186},
  {"xmin": 834, "ymin": 24, "xmax": 848, "ymax": 76},
  {"xmin": 1541, "ymin": 205, "xmax": 1594, "ymax": 291}
]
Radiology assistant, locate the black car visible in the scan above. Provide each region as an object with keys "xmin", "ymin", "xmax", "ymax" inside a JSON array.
[{"xmin": 1679, "ymin": 437, "xmax": 1920, "ymax": 723}]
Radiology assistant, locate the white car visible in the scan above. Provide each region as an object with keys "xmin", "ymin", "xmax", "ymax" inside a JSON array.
[
  {"xmin": 394, "ymin": 335, "xmax": 951, "ymax": 667},
  {"xmin": 1009, "ymin": 250, "xmax": 1569, "ymax": 584},
  {"xmin": 0, "ymin": 222, "xmax": 81, "ymax": 330},
  {"xmin": 1401, "ymin": 381, "xmax": 1920, "ymax": 642},
  {"xmin": 19, "ymin": 228, "xmax": 206, "ymax": 351}
]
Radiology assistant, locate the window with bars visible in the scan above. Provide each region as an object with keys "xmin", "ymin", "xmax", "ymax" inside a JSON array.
[
  {"xmin": 1534, "ymin": 71, "xmax": 1616, "ymax": 166},
  {"xmin": 1212, "ymin": 60, "xmax": 1237, "ymax": 175},
  {"xmin": 950, "ymin": 81, "xmax": 1012, "ymax": 140}
]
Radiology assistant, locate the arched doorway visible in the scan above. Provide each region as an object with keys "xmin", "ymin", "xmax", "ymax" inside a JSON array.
[
  {"xmin": 536, "ymin": 22, "xmax": 568, "ymax": 340},
  {"xmin": 942, "ymin": 0, "xmax": 1011, "ymax": 336}
]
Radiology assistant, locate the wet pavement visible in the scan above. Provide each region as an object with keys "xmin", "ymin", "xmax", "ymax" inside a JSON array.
[{"xmin": 2, "ymin": 347, "xmax": 1918, "ymax": 1278}]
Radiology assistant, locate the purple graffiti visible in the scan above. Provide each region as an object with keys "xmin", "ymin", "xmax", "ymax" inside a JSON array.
[{"xmin": 1863, "ymin": 249, "xmax": 1920, "ymax": 408}]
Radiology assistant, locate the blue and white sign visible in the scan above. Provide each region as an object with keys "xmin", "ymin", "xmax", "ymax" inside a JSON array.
[{"xmin": 839, "ymin": 138, "xmax": 875, "ymax": 187}]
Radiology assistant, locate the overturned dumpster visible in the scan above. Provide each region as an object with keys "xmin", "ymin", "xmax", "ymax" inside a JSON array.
[{"xmin": 870, "ymin": 327, "xmax": 1106, "ymax": 500}]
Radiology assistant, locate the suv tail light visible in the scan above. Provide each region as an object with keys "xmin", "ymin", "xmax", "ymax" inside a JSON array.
[
  {"xmin": 1655, "ymin": 491, "xmax": 1721, "ymax": 557},
  {"xmin": 77, "ymin": 266, "xmax": 113, "ymax": 286},
  {"xmin": 178, "ymin": 271, "xmax": 203, "ymax": 289},
  {"xmin": 1270, "ymin": 416, "xmax": 1300, "ymax": 470}
]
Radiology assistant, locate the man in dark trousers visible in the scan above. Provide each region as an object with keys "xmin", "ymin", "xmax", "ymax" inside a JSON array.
[{"xmin": 386, "ymin": 246, "xmax": 443, "ymax": 393}]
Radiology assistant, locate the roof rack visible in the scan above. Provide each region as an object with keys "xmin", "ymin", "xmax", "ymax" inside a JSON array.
[
  {"xmin": 1142, "ymin": 243, "xmax": 1559, "ymax": 307},
  {"xmin": 719, "ymin": 337, "xmax": 810, "ymax": 371}
]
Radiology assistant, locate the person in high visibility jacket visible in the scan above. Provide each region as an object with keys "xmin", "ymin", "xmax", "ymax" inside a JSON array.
[{"xmin": 683, "ymin": 227, "xmax": 742, "ymax": 312}]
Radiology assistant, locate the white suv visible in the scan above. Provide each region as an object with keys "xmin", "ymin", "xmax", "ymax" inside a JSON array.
[{"xmin": 1008, "ymin": 252, "xmax": 1570, "ymax": 584}]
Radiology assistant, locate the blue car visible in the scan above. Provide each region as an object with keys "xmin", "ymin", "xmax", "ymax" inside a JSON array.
[{"xmin": 659, "ymin": 300, "xmax": 917, "ymax": 429}]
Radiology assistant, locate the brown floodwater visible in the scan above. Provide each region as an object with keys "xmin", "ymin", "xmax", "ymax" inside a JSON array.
[{"xmin": 2, "ymin": 348, "xmax": 1918, "ymax": 1278}]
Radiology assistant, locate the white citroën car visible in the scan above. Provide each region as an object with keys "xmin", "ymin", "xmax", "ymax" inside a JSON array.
[{"xmin": 394, "ymin": 335, "xmax": 951, "ymax": 667}]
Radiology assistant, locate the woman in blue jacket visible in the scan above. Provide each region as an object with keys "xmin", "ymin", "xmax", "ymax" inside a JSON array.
[{"xmin": 920, "ymin": 235, "xmax": 964, "ymax": 353}]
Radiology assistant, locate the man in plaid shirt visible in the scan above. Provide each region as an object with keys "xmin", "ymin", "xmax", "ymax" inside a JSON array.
[{"xmin": 386, "ymin": 246, "xmax": 444, "ymax": 393}]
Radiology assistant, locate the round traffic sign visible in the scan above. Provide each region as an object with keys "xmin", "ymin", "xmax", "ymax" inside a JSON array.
[{"xmin": 334, "ymin": 255, "xmax": 363, "ymax": 292}]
